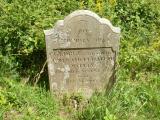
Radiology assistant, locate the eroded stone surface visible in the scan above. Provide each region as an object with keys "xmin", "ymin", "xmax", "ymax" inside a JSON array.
[{"xmin": 44, "ymin": 10, "xmax": 120, "ymax": 98}]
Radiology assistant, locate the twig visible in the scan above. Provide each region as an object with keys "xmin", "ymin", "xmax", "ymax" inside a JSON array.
[{"xmin": 34, "ymin": 60, "xmax": 47, "ymax": 86}]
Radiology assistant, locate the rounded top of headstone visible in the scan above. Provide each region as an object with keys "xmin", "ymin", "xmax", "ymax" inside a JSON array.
[
  {"xmin": 64, "ymin": 10, "xmax": 101, "ymax": 21},
  {"xmin": 64, "ymin": 10, "xmax": 120, "ymax": 34}
]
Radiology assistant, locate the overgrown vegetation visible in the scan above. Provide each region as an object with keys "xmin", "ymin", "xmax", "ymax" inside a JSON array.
[
  {"xmin": 0, "ymin": 78, "xmax": 61, "ymax": 120},
  {"xmin": 0, "ymin": 0, "xmax": 160, "ymax": 119}
]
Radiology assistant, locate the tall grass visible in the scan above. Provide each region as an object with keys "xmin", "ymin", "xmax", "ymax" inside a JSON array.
[{"xmin": 0, "ymin": 77, "xmax": 62, "ymax": 120}]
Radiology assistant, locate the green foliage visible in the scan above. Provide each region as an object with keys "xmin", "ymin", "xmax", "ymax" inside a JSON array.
[
  {"xmin": 0, "ymin": 0, "xmax": 80, "ymax": 77},
  {"xmin": 0, "ymin": 0, "xmax": 80, "ymax": 55},
  {"xmin": 104, "ymin": 108, "xmax": 116, "ymax": 120},
  {"xmin": 76, "ymin": 72, "xmax": 160, "ymax": 120},
  {"xmin": 0, "ymin": 0, "xmax": 160, "ymax": 120},
  {"xmin": 0, "ymin": 53, "xmax": 18, "ymax": 78},
  {"xmin": 0, "ymin": 77, "xmax": 61, "ymax": 120}
]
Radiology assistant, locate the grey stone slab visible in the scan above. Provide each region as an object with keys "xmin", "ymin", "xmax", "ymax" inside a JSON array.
[{"xmin": 44, "ymin": 10, "xmax": 120, "ymax": 98}]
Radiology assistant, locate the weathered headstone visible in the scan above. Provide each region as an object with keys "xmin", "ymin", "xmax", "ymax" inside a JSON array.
[{"xmin": 44, "ymin": 10, "xmax": 120, "ymax": 98}]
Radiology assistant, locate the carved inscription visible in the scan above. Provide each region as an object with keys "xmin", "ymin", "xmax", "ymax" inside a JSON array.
[
  {"xmin": 49, "ymin": 48, "xmax": 115, "ymax": 92},
  {"xmin": 57, "ymin": 38, "xmax": 104, "ymax": 43}
]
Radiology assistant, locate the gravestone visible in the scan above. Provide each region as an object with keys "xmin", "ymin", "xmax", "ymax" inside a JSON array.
[{"xmin": 44, "ymin": 10, "xmax": 120, "ymax": 98}]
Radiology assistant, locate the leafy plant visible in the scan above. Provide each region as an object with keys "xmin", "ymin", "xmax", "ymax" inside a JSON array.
[{"xmin": 104, "ymin": 108, "xmax": 116, "ymax": 120}]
